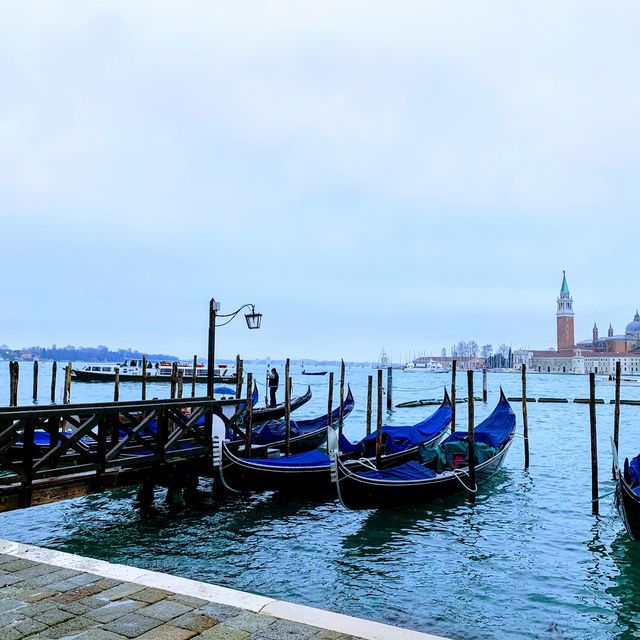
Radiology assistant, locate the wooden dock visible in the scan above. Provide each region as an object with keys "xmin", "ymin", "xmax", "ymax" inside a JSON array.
[{"xmin": 0, "ymin": 396, "xmax": 242, "ymax": 513}]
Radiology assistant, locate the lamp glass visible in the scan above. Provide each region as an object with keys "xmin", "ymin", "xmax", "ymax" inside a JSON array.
[{"xmin": 245, "ymin": 311, "xmax": 262, "ymax": 330}]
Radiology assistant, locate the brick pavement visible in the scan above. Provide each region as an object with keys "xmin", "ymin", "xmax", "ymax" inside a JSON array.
[{"xmin": 0, "ymin": 553, "xmax": 361, "ymax": 640}]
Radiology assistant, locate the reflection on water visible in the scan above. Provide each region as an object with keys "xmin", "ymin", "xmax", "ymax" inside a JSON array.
[{"xmin": 2, "ymin": 364, "xmax": 640, "ymax": 639}]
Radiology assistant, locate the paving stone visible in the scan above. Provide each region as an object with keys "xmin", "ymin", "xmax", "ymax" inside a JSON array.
[
  {"xmin": 0, "ymin": 573, "xmax": 23, "ymax": 587},
  {"xmin": 19, "ymin": 599, "xmax": 59, "ymax": 617},
  {"xmin": 9, "ymin": 563, "xmax": 55, "ymax": 580},
  {"xmin": 8, "ymin": 616, "xmax": 48, "ymax": 636},
  {"xmin": 102, "ymin": 612, "xmax": 163, "ymax": 638},
  {"xmin": 308, "ymin": 631, "xmax": 348, "ymax": 639},
  {"xmin": 256, "ymin": 619, "xmax": 320, "ymax": 639},
  {"xmin": 136, "ymin": 623, "xmax": 197, "ymax": 640},
  {"xmin": 20, "ymin": 568, "xmax": 81, "ymax": 588},
  {"xmin": 226, "ymin": 610, "xmax": 275, "ymax": 633},
  {"xmin": 32, "ymin": 605, "xmax": 75, "ymax": 626},
  {"xmin": 43, "ymin": 614, "xmax": 96, "ymax": 638},
  {"xmin": 75, "ymin": 630, "xmax": 130, "ymax": 640},
  {"xmin": 60, "ymin": 600, "xmax": 92, "ymax": 615},
  {"xmin": 53, "ymin": 578, "xmax": 121, "ymax": 604},
  {"xmin": 0, "ymin": 558, "xmax": 39, "ymax": 572},
  {"xmin": 0, "ymin": 553, "xmax": 20, "ymax": 564},
  {"xmin": 0, "ymin": 584, "xmax": 24, "ymax": 598},
  {"xmin": 85, "ymin": 598, "xmax": 146, "ymax": 623},
  {"xmin": 0, "ymin": 609, "xmax": 26, "ymax": 626},
  {"xmin": 0, "ymin": 625, "xmax": 23, "ymax": 640},
  {"xmin": 47, "ymin": 573, "xmax": 101, "ymax": 592},
  {"xmin": 130, "ymin": 587, "xmax": 173, "ymax": 603},
  {"xmin": 197, "ymin": 602, "xmax": 242, "ymax": 622},
  {"xmin": 0, "ymin": 598, "xmax": 27, "ymax": 614},
  {"xmin": 94, "ymin": 582, "xmax": 144, "ymax": 602},
  {"xmin": 172, "ymin": 610, "xmax": 219, "ymax": 633},
  {"xmin": 18, "ymin": 587, "xmax": 58, "ymax": 603},
  {"xmin": 197, "ymin": 624, "xmax": 249, "ymax": 640},
  {"xmin": 167, "ymin": 594, "xmax": 209, "ymax": 608},
  {"xmin": 140, "ymin": 599, "xmax": 192, "ymax": 621}
]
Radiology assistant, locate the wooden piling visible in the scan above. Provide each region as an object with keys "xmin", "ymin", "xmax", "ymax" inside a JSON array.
[
  {"xmin": 590, "ymin": 372, "xmax": 599, "ymax": 515},
  {"xmin": 50, "ymin": 361, "xmax": 57, "ymax": 403},
  {"xmin": 177, "ymin": 370, "xmax": 184, "ymax": 399},
  {"xmin": 339, "ymin": 359, "xmax": 345, "ymax": 427},
  {"xmin": 387, "ymin": 366, "xmax": 393, "ymax": 410},
  {"xmin": 284, "ymin": 358, "xmax": 291, "ymax": 455},
  {"xmin": 376, "ymin": 368, "xmax": 383, "ymax": 467},
  {"xmin": 451, "ymin": 359, "xmax": 457, "ymax": 433},
  {"xmin": 482, "ymin": 368, "xmax": 487, "ymax": 403},
  {"xmin": 245, "ymin": 372, "xmax": 254, "ymax": 455},
  {"xmin": 467, "ymin": 369, "xmax": 475, "ymax": 501},
  {"xmin": 32, "ymin": 360, "xmax": 38, "ymax": 403},
  {"xmin": 9, "ymin": 361, "xmax": 18, "ymax": 407},
  {"xmin": 113, "ymin": 367, "xmax": 120, "ymax": 402},
  {"xmin": 170, "ymin": 362, "xmax": 178, "ymax": 398},
  {"xmin": 236, "ymin": 356, "xmax": 243, "ymax": 399},
  {"xmin": 191, "ymin": 355, "xmax": 197, "ymax": 398},
  {"xmin": 63, "ymin": 363, "xmax": 72, "ymax": 404},
  {"xmin": 366, "ymin": 375, "xmax": 373, "ymax": 436},
  {"xmin": 613, "ymin": 360, "xmax": 621, "ymax": 479},
  {"xmin": 141, "ymin": 355, "xmax": 147, "ymax": 401},
  {"xmin": 522, "ymin": 364, "xmax": 530, "ymax": 469},
  {"xmin": 327, "ymin": 371, "xmax": 334, "ymax": 428}
]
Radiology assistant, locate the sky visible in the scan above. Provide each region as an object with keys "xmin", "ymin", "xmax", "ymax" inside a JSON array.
[{"xmin": 1, "ymin": 1, "xmax": 640, "ymax": 362}]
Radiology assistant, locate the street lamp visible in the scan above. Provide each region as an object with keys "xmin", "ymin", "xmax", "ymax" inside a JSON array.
[{"xmin": 206, "ymin": 299, "xmax": 262, "ymax": 399}]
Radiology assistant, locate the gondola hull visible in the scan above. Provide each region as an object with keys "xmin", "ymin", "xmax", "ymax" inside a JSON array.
[
  {"xmin": 336, "ymin": 437, "xmax": 513, "ymax": 510},
  {"xmin": 616, "ymin": 478, "xmax": 640, "ymax": 540},
  {"xmin": 250, "ymin": 386, "xmax": 312, "ymax": 424}
]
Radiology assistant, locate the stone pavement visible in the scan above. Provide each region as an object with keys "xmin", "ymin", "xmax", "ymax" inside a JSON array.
[{"xmin": 0, "ymin": 553, "xmax": 361, "ymax": 639}]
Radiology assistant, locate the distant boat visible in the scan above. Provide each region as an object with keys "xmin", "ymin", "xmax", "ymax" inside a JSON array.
[
  {"xmin": 402, "ymin": 360, "xmax": 450, "ymax": 373},
  {"xmin": 302, "ymin": 370, "xmax": 328, "ymax": 376},
  {"xmin": 72, "ymin": 359, "xmax": 236, "ymax": 383}
]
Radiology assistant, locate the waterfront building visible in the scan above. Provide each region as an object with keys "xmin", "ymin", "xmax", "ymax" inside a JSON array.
[{"xmin": 513, "ymin": 273, "xmax": 640, "ymax": 374}]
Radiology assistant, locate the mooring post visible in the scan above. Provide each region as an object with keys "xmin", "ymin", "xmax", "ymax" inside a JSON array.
[
  {"xmin": 245, "ymin": 372, "xmax": 254, "ymax": 455},
  {"xmin": 50, "ymin": 361, "xmax": 57, "ymax": 403},
  {"xmin": 177, "ymin": 370, "xmax": 184, "ymax": 399},
  {"xmin": 235, "ymin": 355, "xmax": 243, "ymax": 399},
  {"xmin": 613, "ymin": 360, "xmax": 621, "ymax": 479},
  {"xmin": 366, "ymin": 375, "xmax": 373, "ymax": 436},
  {"xmin": 451, "ymin": 359, "xmax": 457, "ymax": 433},
  {"xmin": 522, "ymin": 364, "xmax": 530, "ymax": 468},
  {"xmin": 170, "ymin": 362, "xmax": 178, "ymax": 398},
  {"xmin": 327, "ymin": 371, "xmax": 334, "ymax": 429},
  {"xmin": 32, "ymin": 360, "xmax": 38, "ymax": 403},
  {"xmin": 137, "ymin": 481, "xmax": 155, "ymax": 511},
  {"xmin": 387, "ymin": 366, "xmax": 393, "ymax": 410},
  {"xmin": 589, "ymin": 371, "xmax": 599, "ymax": 515},
  {"xmin": 482, "ymin": 368, "xmax": 487, "ymax": 403},
  {"xmin": 9, "ymin": 361, "xmax": 18, "ymax": 406},
  {"xmin": 191, "ymin": 355, "xmax": 197, "ymax": 398},
  {"xmin": 63, "ymin": 363, "xmax": 72, "ymax": 404},
  {"xmin": 284, "ymin": 358, "xmax": 291, "ymax": 455},
  {"xmin": 467, "ymin": 369, "xmax": 476, "ymax": 501},
  {"xmin": 141, "ymin": 355, "xmax": 147, "ymax": 401},
  {"xmin": 113, "ymin": 367, "xmax": 120, "ymax": 402},
  {"xmin": 376, "ymin": 369, "xmax": 383, "ymax": 467},
  {"xmin": 339, "ymin": 359, "xmax": 345, "ymax": 427}
]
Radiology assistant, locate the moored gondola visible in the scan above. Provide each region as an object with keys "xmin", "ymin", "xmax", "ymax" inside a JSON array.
[
  {"xmin": 334, "ymin": 389, "xmax": 515, "ymax": 510},
  {"xmin": 613, "ymin": 441, "xmax": 640, "ymax": 540},
  {"xmin": 219, "ymin": 390, "xmax": 452, "ymax": 493}
]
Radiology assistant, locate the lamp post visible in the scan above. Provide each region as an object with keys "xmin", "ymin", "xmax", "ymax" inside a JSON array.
[{"xmin": 206, "ymin": 299, "xmax": 262, "ymax": 399}]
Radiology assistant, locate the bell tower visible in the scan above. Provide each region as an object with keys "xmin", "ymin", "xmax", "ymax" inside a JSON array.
[
  {"xmin": 592, "ymin": 323, "xmax": 598, "ymax": 347},
  {"xmin": 556, "ymin": 271, "xmax": 575, "ymax": 352}
]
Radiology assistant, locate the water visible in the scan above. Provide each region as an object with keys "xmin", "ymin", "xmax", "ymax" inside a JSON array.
[{"xmin": 2, "ymin": 361, "xmax": 640, "ymax": 639}]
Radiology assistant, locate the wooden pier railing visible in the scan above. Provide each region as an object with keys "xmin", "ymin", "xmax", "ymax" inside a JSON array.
[{"xmin": 0, "ymin": 396, "xmax": 241, "ymax": 512}]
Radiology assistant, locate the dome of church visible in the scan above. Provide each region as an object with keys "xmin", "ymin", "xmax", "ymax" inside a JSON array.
[{"xmin": 625, "ymin": 311, "xmax": 640, "ymax": 336}]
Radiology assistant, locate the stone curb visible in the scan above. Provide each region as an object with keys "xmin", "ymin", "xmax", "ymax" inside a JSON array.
[{"xmin": 0, "ymin": 538, "xmax": 448, "ymax": 640}]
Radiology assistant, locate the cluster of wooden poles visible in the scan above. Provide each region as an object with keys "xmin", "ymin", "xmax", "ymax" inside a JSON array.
[{"xmin": 7, "ymin": 360, "xmax": 73, "ymax": 406}]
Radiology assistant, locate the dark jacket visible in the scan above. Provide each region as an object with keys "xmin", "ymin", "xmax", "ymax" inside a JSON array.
[{"xmin": 268, "ymin": 371, "xmax": 279, "ymax": 388}]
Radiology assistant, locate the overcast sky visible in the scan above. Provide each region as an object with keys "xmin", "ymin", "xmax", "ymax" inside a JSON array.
[{"xmin": 1, "ymin": 1, "xmax": 639, "ymax": 362}]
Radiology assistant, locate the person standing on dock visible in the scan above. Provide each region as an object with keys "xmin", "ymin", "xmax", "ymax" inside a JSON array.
[{"xmin": 268, "ymin": 367, "xmax": 279, "ymax": 407}]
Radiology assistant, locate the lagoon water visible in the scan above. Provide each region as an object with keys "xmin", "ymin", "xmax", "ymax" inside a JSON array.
[{"xmin": 2, "ymin": 361, "xmax": 640, "ymax": 639}]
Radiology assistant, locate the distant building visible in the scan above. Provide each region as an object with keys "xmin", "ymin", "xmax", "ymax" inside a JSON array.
[{"xmin": 513, "ymin": 273, "xmax": 640, "ymax": 375}]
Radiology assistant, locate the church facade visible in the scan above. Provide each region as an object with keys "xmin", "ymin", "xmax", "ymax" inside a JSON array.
[{"xmin": 513, "ymin": 273, "xmax": 640, "ymax": 375}]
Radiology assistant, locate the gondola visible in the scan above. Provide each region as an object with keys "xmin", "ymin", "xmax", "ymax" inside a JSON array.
[
  {"xmin": 334, "ymin": 389, "xmax": 515, "ymax": 510},
  {"xmin": 219, "ymin": 390, "xmax": 451, "ymax": 494},
  {"xmin": 613, "ymin": 440, "xmax": 640, "ymax": 540},
  {"xmin": 301, "ymin": 370, "xmax": 328, "ymax": 376},
  {"xmin": 249, "ymin": 385, "xmax": 312, "ymax": 424}
]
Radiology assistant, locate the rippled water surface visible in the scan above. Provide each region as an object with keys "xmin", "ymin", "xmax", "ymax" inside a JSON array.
[{"xmin": 2, "ymin": 362, "xmax": 640, "ymax": 639}]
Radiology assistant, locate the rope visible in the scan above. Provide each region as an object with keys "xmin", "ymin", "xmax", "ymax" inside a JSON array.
[
  {"xmin": 355, "ymin": 457, "xmax": 379, "ymax": 471},
  {"xmin": 452, "ymin": 468, "xmax": 478, "ymax": 493},
  {"xmin": 592, "ymin": 488, "xmax": 617, "ymax": 502}
]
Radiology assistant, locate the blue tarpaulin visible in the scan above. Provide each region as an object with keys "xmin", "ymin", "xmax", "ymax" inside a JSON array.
[{"xmin": 356, "ymin": 461, "xmax": 437, "ymax": 481}]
